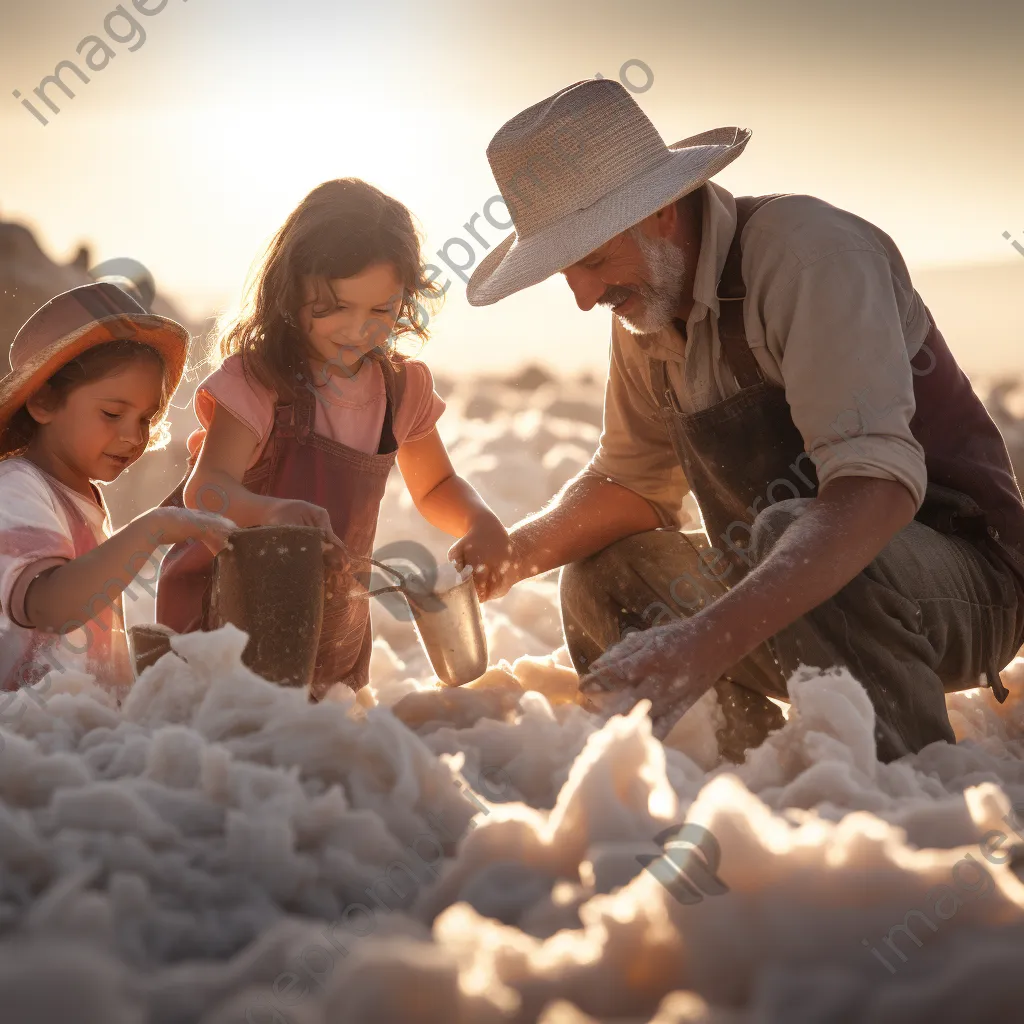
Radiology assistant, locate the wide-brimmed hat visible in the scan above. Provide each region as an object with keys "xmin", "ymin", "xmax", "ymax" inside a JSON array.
[
  {"xmin": 466, "ymin": 79, "xmax": 751, "ymax": 306},
  {"xmin": 0, "ymin": 281, "xmax": 190, "ymax": 452}
]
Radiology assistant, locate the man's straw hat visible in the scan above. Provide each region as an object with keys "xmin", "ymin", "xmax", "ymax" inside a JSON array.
[
  {"xmin": 0, "ymin": 281, "xmax": 189, "ymax": 452},
  {"xmin": 466, "ymin": 79, "xmax": 751, "ymax": 306}
]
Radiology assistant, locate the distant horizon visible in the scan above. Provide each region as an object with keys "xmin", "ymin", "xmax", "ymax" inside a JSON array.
[{"xmin": 6, "ymin": 207, "xmax": 1019, "ymax": 380}]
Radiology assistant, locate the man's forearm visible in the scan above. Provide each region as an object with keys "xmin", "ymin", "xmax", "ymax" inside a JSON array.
[
  {"xmin": 694, "ymin": 477, "xmax": 917, "ymax": 670},
  {"xmin": 508, "ymin": 474, "xmax": 662, "ymax": 579}
]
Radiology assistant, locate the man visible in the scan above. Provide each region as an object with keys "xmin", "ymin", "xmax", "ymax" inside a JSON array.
[{"xmin": 456, "ymin": 79, "xmax": 1024, "ymax": 763}]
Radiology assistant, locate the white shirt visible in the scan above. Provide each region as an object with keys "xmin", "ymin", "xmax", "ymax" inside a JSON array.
[{"xmin": 0, "ymin": 458, "xmax": 132, "ymax": 697}]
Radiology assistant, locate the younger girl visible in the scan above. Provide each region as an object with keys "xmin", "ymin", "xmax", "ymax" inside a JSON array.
[
  {"xmin": 156, "ymin": 179, "xmax": 511, "ymax": 697},
  {"xmin": 0, "ymin": 282, "xmax": 233, "ymax": 697}
]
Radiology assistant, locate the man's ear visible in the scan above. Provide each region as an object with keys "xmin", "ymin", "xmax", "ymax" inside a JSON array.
[
  {"xmin": 24, "ymin": 387, "xmax": 58, "ymax": 425},
  {"xmin": 651, "ymin": 200, "xmax": 680, "ymax": 239}
]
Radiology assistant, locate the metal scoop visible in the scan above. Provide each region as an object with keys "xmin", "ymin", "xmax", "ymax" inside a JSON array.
[{"xmin": 354, "ymin": 556, "xmax": 489, "ymax": 687}]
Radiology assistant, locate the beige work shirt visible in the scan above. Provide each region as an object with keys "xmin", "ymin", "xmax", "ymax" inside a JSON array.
[{"xmin": 584, "ymin": 182, "xmax": 932, "ymax": 528}]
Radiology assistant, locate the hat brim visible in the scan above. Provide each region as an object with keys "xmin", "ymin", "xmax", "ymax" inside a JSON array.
[
  {"xmin": 466, "ymin": 127, "xmax": 751, "ymax": 307},
  {"xmin": 0, "ymin": 313, "xmax": 190, "ymax": 452}
]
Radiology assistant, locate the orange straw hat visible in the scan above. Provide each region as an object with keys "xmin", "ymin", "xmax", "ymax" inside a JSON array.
[{"xmin": 0, "ymin": 281, "xmax": 190, "ymax": 454}]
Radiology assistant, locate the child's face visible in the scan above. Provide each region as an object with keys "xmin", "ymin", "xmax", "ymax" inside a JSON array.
[
  {"xmin": 298, "ymin": 262, "xmax": 404, "ymax": 372},
  {"xmin": 27, "ymin": 359, "xmax": 165, "ymax": 484}
]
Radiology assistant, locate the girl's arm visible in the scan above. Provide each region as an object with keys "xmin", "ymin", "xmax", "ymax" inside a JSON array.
[
  {"xmin": 183, "ymin": 402, "xmax": 346, "ymax": 567},
  {"xmin": 396, "ymin": 428, "xmax": 510, "ymax": 594},
  {"xmin": 183, "ymin": 402, "xmax": 282, "ymax": 526},
  {"xmin": 24, "ymin": 507, "xmax": 233, "ymax": 633}
]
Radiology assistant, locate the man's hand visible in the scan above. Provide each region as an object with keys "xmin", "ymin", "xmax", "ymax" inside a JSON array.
[
  {"xmin": 579, "ymin": 476, "xmax": 917, "ymax": 739},
  {"xmin": 582, "ymin": 618, "xmax": 728, "ymax": 738}
]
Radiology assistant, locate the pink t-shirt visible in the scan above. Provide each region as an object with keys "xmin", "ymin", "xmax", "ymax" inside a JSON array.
[{"xmin": 187, "ymin": 354, "xmax": 445, "ymax": 466}]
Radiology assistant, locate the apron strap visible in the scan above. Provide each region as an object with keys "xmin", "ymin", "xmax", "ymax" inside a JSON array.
[
  {"xmin": 717, "ymin": 302, "xmax": 764, "ymax": 389},
  {"xmin": 293, "ymin": 385, "xmax": 316, "ymax": 439},
  {"xmin": 716, "ymin": 194, "xmax": 790, "ymax": 391},
  {"xmin": 267, "ymin": 353, "xmax": 405, "ymax": 455},
  {"xmin": 373, "ymin": 354, "xmax": 401, "ymax": 455}
]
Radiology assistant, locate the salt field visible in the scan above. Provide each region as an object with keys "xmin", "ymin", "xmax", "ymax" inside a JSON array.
[{"xmin": 1, "ymin": 370, "xmax": 1023, "ymax": 1023}]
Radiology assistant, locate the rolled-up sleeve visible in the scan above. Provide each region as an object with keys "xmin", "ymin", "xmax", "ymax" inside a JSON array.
[
  {"xmin": 581, "ymin": 328, "xmax": 690, "ymax": 527},
  {"xmin": 763, "ymin": 248, "xmax": 928, "ymax": 508}
]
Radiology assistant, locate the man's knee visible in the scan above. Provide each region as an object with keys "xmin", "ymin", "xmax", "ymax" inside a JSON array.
[
  {"xmin": 750, "ymin": 499, "xmax": 813, "ymax": 562},
  {"xmin": 559, "ymin": 529, "xmax": 694, "ymax": 623},
  {"xmin": 559, "ymin": 535, "xmax": 641, "ymax": 613}
]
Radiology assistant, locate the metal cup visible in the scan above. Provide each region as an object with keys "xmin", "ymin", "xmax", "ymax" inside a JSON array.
[{"xmin": 405, "ymin": 574, "xmax": 488, "ymax": 687}]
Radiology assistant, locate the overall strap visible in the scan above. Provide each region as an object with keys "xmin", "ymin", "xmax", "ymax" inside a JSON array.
[
  {"xmin": 716, "ymin": 194, "xmax": 788, "ymax": 389},
  {"xmin": 374, "ymin": 353, "xmax": 406, "ymax": 455},
  {"xmin": 292, "ymin": 385, "xmax": 317, "ymax": 438},
  {"xmin": 275, "ymin": 353, "xmax": 408, "ymax": 455}
]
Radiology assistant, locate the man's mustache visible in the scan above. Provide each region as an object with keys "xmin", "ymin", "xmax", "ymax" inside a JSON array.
[{"xmin": 597, "ymin": 285, "xmax": 638, "ymax": 308}]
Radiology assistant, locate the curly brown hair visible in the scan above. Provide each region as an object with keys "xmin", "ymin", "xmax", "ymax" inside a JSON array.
[
  {"xmin": 1, "ymin": 340, "xmax": 171, "ymax": 459},
  {"xmin": 216, "ymin": 178, "xmax": 444, "ymax": 402}
]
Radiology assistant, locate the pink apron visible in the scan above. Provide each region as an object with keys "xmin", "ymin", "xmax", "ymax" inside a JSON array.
[{"xmin": 156, "ymin": 355, "xmax": 405, "ymax": 697}]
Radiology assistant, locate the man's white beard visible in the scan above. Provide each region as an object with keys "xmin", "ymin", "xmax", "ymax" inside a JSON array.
[{"xmin": 616, "ymin": 228, "xmax": 688, "ymax": 336}]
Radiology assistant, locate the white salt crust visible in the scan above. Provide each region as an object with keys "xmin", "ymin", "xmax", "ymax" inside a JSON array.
[{"xmin": 9, "ymin": 372, "xmax": 1016, "ymax": 1022}]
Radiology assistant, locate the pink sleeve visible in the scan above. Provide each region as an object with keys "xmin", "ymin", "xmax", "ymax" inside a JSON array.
[
  {"xmin": 395, "ymin": 359, "xmax": 446, "ymax": 444},
  {"xmin": 192, "ymin": 354, "xmax": 277, "ymax": 459},
  {"xmin": 0, "ymin": 463, "xmax": 75, "ymax": 627},
  {"xmin": 9, "ymin": 557, "xmax": 67, "ymax": 627}
]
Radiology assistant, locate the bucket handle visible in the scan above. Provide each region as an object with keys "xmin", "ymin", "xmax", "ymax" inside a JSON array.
[{"xmin": 347, "ymin": 555, "xmax": 409, "ymax": 601}]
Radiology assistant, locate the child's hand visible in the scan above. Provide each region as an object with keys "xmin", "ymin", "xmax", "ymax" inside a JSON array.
[
  {"xmin": 265, "ymin": 497, "xmax": 333, "ymax": 532},
  {"xmin": 154, "ymin": 508, "xmax": 237, "ymax": 554},
  {"xmin": 265, "ymin": 498, "xmax": 347, "ymax": 557},
  {"xmin": 264, "ymin": 498, "xmax": 351, "ymax": 582},
  {"xmin": 448, "ymin": 514, "xmax": 514, "ymax": 601}
]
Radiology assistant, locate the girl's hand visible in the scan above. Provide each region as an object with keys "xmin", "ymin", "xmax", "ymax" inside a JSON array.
[
  {"xmin": 264, "ymin": 498, "xmax": 349, "ymax": 575},
  {"xmin": 448, "ymin": 514, "xmax": 514, "ymax": 601},
  {"xmin": 153, "ymin": 508, "xmax": 237, "ymax": 555},
  {"xmin": 264, "ymin": 497, "xmax": 333, "ymax": 532}
]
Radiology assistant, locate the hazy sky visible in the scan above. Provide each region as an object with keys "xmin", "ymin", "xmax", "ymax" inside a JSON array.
[{"xmin": 2, "ymin": 0, "xmax": 1022, "ymax": 372}]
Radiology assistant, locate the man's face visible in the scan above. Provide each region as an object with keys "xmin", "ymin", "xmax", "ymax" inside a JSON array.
[{"xmin": 561, "ymin": 222, "xmax": 688, "ymax": 335}]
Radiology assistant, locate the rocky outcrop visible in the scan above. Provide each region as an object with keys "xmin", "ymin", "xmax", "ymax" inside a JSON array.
[{"xmin": 0, "ymin": 218, "xmax": 209, "ymax": 523}]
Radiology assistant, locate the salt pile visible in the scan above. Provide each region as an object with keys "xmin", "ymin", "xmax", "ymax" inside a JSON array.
[
  {"xmin": 2, "ymin": 628, "xmax": 1023, "ymax": 1023},
  {"xmin": 1, "ymin": 371, "xmax": 1021, "ymax": 1023}
]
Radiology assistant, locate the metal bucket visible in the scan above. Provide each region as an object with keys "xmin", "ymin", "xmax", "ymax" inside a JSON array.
[
  {"xmin": 359, "ymin": 559, "xmax": 489, "ymax": 687},
  {"xmin": 406, "ymin": 575, "xmax": 488, "ymax": 687}
]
